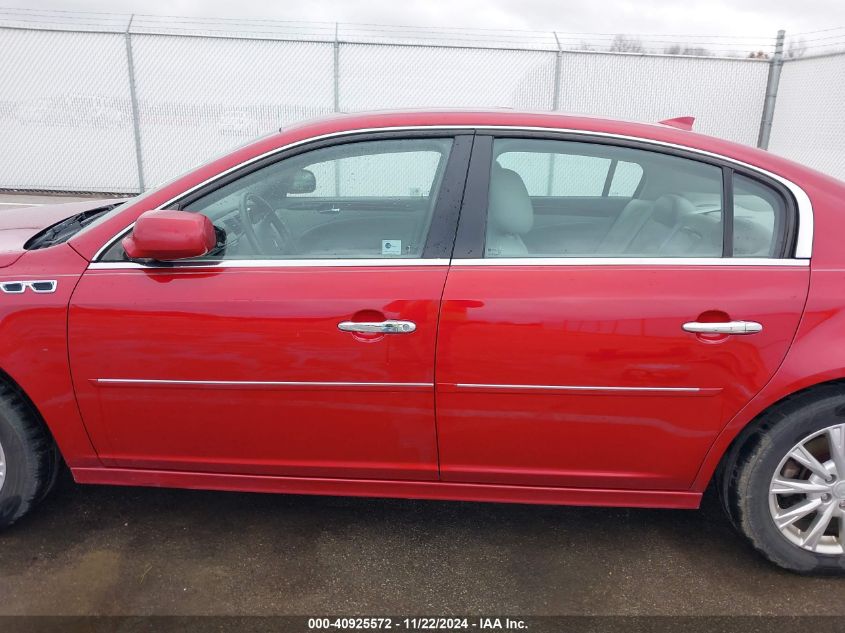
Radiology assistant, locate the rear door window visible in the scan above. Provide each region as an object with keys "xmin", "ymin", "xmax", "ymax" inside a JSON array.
[{"xmin": 486, "ymin": 138, "xmax": 723, "ymax": 258}]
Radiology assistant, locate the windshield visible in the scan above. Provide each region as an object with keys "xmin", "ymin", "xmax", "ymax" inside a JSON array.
[{"xmin": 25, "ymin": 201, "xmax": 127, "ymax": 250}]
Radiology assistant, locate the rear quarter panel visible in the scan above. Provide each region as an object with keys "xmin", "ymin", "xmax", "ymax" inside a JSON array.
[{"xmin": 694, "ymin": 174, "xmax": 845, "ymax": 490}]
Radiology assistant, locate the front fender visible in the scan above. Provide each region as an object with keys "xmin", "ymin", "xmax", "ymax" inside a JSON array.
[{"xmin": 0, "ymin": 244, "xmax": 99, "ymax": 468}]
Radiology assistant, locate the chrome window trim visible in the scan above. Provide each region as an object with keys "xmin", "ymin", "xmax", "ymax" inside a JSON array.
[
  {"xmin": 93, "ymin": 124, "xmax": 814, "ymax": 263},
  {"xmin": 88, "ymin": 259, "xmax": 451, "ymax": 270},
  {"xmin": 88, "ymin": 257, "xmax": 807, "ymax": 271},
  {"xmin": 452, "ymin": 257, "xmax": 809, "ymax": 267}
]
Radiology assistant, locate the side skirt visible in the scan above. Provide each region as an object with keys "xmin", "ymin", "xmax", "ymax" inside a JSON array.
[{"xmin": 72, "ymin": 467, "xmax": 702, "ymax": 510}]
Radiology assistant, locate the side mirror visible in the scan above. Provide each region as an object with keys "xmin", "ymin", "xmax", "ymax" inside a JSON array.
[
  {"xmin": 122, "ymin": 210, "xmax": 216, "ymax": 261},
  {"xmin": 287, "ymin": 168, "xmax": 316, "ymax": 194}
]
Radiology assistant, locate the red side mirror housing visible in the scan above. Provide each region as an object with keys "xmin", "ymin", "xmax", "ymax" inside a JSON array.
[{"xmin": 122, "ymin": 210, "xmax": 216, "ymax": 261}]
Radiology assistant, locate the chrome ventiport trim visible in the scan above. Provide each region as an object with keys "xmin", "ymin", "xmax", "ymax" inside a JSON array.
[
  {"xmin": 94, "ymin": 379, "xmax": 432, "ymax": 390},
  {"xmin": 93, "ymin": 124, "xmax": 815, "ymax": 262},
  {"xmin": 0, "ymin": 280, "xmax": 57, "ymax": 294},
  {"xmin": 88, "ymin": 259, "xmax": 450, "ymax": 271}
]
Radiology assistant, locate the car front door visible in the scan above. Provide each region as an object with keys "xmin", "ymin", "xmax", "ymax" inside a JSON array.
[
  {"xmin": 435, "ymin": 134, "xmax": 810, "ymax": 490},
  {"xmin": 68, "ymin": 133, "xmax": 471, "ymax": 480}
]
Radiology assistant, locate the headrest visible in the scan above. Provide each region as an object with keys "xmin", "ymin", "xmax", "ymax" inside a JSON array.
[
  {"xmin": 652, "ymin": 194, "xmax": 697, "ymax": 227},
  {"xmin": 488, "ymin": 165, "xmax": 534, "ymax": 236}
]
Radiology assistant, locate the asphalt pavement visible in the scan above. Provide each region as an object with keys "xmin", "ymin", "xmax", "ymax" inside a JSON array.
[{"xmin": 1, "ymin": 472, "xmax": 844, "ymax": 616}]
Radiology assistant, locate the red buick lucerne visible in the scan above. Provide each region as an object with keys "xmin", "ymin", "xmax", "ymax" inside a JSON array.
[{"xmin": 2, "ymin": 109, "xmax": 845, "ymax": 574}]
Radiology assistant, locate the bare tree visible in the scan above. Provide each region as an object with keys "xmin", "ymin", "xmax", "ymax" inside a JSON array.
[
  {"xmin": 610, "ymin": 34, "xmax": 644, "ymax": 53},
  {"xmin": 787, "ymin": 37, "xmax": 807, "ymax": 58},
  {"xmin": 664, "ymin": 44, "xmax": 712, "ymax": 56}
]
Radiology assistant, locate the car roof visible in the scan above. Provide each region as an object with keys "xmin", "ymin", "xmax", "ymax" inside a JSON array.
[
  {"xmin": 67, "ymin": 108, "xmax": 843, "ymax": 264},
  {"xmin": 270, "ymin": 108, "xmax": 841, "ymax": 189}
]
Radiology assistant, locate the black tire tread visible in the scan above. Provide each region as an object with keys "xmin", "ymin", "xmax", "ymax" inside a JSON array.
[
  {"xmin": 724, "ymin": 383, "xmax": 845, "ymax": 574},
  {"xmin": 0, "ymin": 380, "xmax": 57, "ymax": 528}
]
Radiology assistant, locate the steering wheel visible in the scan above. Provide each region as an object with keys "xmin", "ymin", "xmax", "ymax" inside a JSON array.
[{"xmin": 238, "ymin": 192, "xmax": 296, "ymax": 256}]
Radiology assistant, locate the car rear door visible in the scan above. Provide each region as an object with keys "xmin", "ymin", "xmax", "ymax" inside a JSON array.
[
  {"xmin": 435, "ymin": 133, "xmax": 810, "ymax": 490},
  {"xmin": 68, "ymin": 133, "xmax": 472, "ymax": 480}
]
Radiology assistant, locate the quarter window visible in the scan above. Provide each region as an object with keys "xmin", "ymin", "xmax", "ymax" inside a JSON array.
[
  {"xmin": 485, "ymin": 138, "xmax": 724, "ymax": 258},
  {"xmin": 733, "ymin": 173, "xmax": 788, "ymax": 258}
]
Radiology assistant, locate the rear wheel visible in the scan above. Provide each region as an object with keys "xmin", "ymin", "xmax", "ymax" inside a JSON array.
[
  {"xmin": 0, "ymin": 384, "xmax": 58, "ymax": 529},
  {"xmin": 728, "ymin": 388, "xmax": 845, "ymax": 574}
]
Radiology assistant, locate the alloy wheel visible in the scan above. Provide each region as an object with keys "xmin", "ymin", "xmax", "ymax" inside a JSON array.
[{"xmin": 768, "ymin": 423, "xmax": 845, "ymax": 555}]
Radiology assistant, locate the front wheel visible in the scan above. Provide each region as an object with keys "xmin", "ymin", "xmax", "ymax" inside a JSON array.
[
  {"xmin": 0, "ymin": 384, "xmax": 58, "ymax": 529},
  {"xmin": 728, "ymin": 387, "xmax": 845, "ymax": 574}
]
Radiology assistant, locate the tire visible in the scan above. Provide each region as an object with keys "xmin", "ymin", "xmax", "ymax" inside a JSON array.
[
  {"xmin": 0, "ymin": 382, "xmax": 58, "ymax": 529},
  {"xmin": 726, "ymin": 385, "xmax": 845, "ymax": 574}
]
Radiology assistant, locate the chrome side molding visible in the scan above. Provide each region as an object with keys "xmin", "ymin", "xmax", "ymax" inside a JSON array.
[
  {"xmin": 92, "ymin": 378, "xmax": 717, "ymax": 397},
  {"xmin": 94, "ymin": 378, "xmax": 432, "ymax": 390},
  {"xmin": 453, "ymin": 383, "xmax": 712, "ymax": 395}
]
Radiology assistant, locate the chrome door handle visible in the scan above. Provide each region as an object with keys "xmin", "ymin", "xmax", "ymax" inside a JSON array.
[
  {"xmin": 682, "ymin": 320, "xmax": 763, "ymax": 335},
  {"xmin": 338, "ymin": 320, "xmax": 416, "ymax": 334}
]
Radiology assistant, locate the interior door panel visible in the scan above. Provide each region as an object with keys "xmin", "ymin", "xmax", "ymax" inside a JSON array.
[{"xmin": 280, "ymin": 197, "xmax": 434, "ymax": 258}]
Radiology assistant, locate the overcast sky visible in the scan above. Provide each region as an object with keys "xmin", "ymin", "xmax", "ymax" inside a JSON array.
[{"xmin": 16, "ymin": 0, "xmax": 845, "ymax": 41}]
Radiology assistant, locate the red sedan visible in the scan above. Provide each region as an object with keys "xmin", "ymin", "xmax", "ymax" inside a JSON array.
[{"xmin": 1, "ymin": 110, "xmax": 843, "ymax": 574}]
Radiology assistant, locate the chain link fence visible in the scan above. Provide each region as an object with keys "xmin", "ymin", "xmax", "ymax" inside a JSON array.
[
  {"xmin": 0, "ymin": 27, "xmax": 138, "ymax": 191},
  {"xmin": 0, "ymin": 9, "xmax": 841, "ymax": 193},
  {"xmin": 768, "ymin": 53, "xmax": 845, "ymax": 181}
]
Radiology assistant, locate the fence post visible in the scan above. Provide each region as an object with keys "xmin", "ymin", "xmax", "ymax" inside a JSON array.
[
  {"xmin": 757, "ymin": 29, "xmax": 785, "ymax": 150},
  {"xmin": 333, "ymin": 22, "xmax": 340, "ymax": 112},
  {"xmin": 551, "ymin": 31, "xmax": 562, "ymax": 111},
  {"xmin": 124, "ymin": 14, "xmax": 145, "ymax": 192},
  {"xmin": 546, "ymin": 32, "xmax": 562, "ymax": 195},
  {"xmin": 333, "ymin": 23, "xmax": 341, "ymax": 196}
]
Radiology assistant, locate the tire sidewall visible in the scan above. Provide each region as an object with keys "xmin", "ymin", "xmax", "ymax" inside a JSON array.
[
  {"xmin": 0, "ymin": 409, "xmax": 29, "ymax": 527},
  {"xmin": 741, "ymin": 394, "xmax": 845, "ymax": 574}
]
